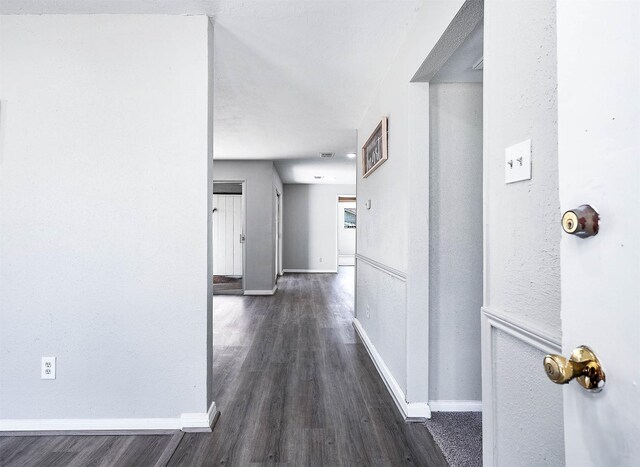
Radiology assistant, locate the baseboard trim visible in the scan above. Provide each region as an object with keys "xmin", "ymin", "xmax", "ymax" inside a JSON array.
[
  {"xmin": 429, "ymin": 400, "xmax": 482, "ymax": 412},
  {"xmin": 353, "ymin": 318, "xmax": 431, "ymax": 421},
  {"xmin": 244, "ymin": 285, "xmax": 277, "ymax": 296},
  {"xmin": 0, "ymin": 402, "xmax": 218, "ymax": 434},
  {"xmin": 283, "ymin": 269, "xmax": 338, "ymax": 274}
]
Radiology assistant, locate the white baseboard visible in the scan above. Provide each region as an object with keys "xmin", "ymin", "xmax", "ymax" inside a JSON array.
[
  {"xmin": 244, "ymin": 285, "xmax": 277, "ymax": 296},
  {"xmin": 0, "ymin": 402, "xmax": 218, "ymax": 433},
  {"xmin": 283, "ymin": 269, "xmax": 337, "ymax": 273},
  {"xmin": 352, "ymin": 318, "xmax": 431, "ymax": 421},
  {"xmin": 429, "ymin": 400, "xmax": 482, "ymax": 412}
]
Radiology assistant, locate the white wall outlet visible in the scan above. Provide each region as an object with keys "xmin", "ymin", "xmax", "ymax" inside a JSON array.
[
  {"xmin": 365, "ymin": 199, "xmax": 372, "ymax": 210},
  {"xmin": 366, "ymin": 304, "xmax": 371, "ymax": 319},
  {"xmin": 41, "ymin": 356, "xmax": 56, "ymax": 380},
  {"xmin": 505, "ymin": 139, "xmax": 532, "ymax": 184},
  {"xmin": 319, "ymin": 257, "xmax": 323, "ymax": 263}
]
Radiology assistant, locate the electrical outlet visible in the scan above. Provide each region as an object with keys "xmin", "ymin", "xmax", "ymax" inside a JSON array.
[
  {"xmin": 319, "ymin": 257, "xmax": 323, "ymax": 263},
  {"xmin": 505, "ymin": 139, "xmax": 532, "ymax": 184},
  {"xmin": 41, "ymin": 357, "xmax": 56, "ymax": 380},
  {"xmin": 366, "ymin": 304, "xmax": 371, "ymax": 319}
]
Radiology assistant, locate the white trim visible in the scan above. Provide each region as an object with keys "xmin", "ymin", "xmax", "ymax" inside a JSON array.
[
  {"xmin": 338, "ymin": 255, "xmax": 355, "ymax": 266},
  {"xmin": 429, "ymin": 400, "xmax": 482, "ymax": 412},
  {"xmin": 353, "ymin": 318, "xmax": 431, "ymax": 421},
  {"xmin": 0, "ymin": 402, "xmax": 218, "ymax": 433},
  {"xmin": 282, "ymin": 269, "xmax": 337, "ymax": 274},
  {"xmin": 244, "ymin": 285, "xmax": 277, "ymax": 296},
  {"xmin": 180, "ymin": 402, "xmax": 217, "ymax": 433},
  {"xmin": 481, "ymin": 306, "xmax": 561, "ymax": 466},
  {"xmin": 355, "ymin": 254, "xmax": 407, "ymax": 281}
]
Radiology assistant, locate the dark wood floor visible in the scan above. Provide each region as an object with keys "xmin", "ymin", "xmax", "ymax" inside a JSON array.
[{"xmin": 1, "ymin": 269, "xmax": 447, "ymax": 466}]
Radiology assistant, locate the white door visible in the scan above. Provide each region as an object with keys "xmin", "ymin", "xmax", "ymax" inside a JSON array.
[
  {"xmin": 213, "ymin": 194, "xmax": 243, "ymax": 276},
  {"xmin": 557, "ymin": 2, "xmax": 639, "ymax": 465}
]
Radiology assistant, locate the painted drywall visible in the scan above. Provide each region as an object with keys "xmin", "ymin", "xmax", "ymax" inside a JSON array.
[
  {"xmin": 428, "ymin": 83, "xmax": 482, "ymax": 402},
  {"xmin": 356, "ymin": 0, "xmax": 466, "ymax": 402},
  {"xmin": 282, "ymin": 184, "xmax": 355, "ymax": 272},
  {"xmin": 0, "ymin": 15, "xmax": 212, "ymax": 421},
  {"xmin": 493, "ymin": 330, "xmax": 564, "ymax": 466},
  {"xmin": 338, "ymin": 201, "xmax": 356, "ymax": 257},
  {"xmin": 213, "ymin": 160, "xmax": 280, "ymax": 292},
  {"xmin": 484, "ymin": 0, "xmax": 564, "ymax": 462}
]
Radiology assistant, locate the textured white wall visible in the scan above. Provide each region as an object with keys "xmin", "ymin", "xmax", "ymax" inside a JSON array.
[
  {"xmin": 429, "ymin": 83, "xmax": 483, "ymax": 402},
  {"xmin": 213, "ymin": 161, "xmax": 280, "ymax": 292},
  {"xmin": 282, "ymin": 184, "xmax": 355, "ymax": 271},
  {"xmin": 484, "ymin": 0, "xmax": 564, "ymax": 462},
  {"xmin": 0, "ymin": 15, "xmax": 212, "ymax": 420}
]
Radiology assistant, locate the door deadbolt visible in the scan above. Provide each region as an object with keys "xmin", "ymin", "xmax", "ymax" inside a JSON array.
[
  {"xmin": 561, "ymin": 204, "xmax": 599, "ymax": 238},
  {"xmin": 544, "ymin": 346, "xmax": 605, "ymax": 392}
]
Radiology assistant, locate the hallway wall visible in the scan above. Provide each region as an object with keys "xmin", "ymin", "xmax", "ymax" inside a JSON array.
[
  {"xmin": 428, "ymin": 83, "xmax": 483, "ymax": 403},
  {"xmin": 0, "ymin": 15, "xmax": 213, "ymax": 426},
  {"xmin": 355, "ymin": 0, "xmax": 467, "ymax": 414},
  {"xmin": 213, "ymin": 160, "xmax": 282, "ymax": 293},
  {"xmin": 483, "ymin": 0, "xmax": 564, "ymax": 464},
  {"xmin": 282, "ymin": 184, "xmax": 356, "ymax": 272}
]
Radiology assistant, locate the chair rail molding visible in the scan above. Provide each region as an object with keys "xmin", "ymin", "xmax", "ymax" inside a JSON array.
[{"xmin": 481, "ymin": 306, "xmax": 561, "ymax": 466}]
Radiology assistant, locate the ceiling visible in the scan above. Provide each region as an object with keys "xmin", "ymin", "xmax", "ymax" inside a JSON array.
[
  {"xmin": 1, "ymin": 1, "xmax": 424, "ymax": 184},
  {"xmin": 431, "ymin": 21, "xmax": 483, "ymax": 83}
]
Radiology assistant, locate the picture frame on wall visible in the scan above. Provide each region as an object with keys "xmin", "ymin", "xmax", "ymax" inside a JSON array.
[{"xmin": 362, "ymin": 117, "xmax": 388, "ymax": 178}]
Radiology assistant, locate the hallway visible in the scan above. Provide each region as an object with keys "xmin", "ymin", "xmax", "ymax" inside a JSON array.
[
  {"xmin": 170, "ymin": 268, "xmax": 447, "ymax": 465},
  {"xmin": 0, "ymin": 269, "xmax": 447, "ymax": 466}
]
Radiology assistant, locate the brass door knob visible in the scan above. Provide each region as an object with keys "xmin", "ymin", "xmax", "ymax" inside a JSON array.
[{"xmin": 543, "ymin": 346, "xmax": 605, "ymax": 392}]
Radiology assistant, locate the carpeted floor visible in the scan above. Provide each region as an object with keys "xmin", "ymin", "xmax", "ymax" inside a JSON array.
[{"xmin": 424, "ymin": 412, "xmax": 482, "ymax": 467}]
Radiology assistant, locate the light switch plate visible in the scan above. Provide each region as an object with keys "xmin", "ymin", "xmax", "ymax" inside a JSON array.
[{"xmin": 505, "ymin": 139, "xmax": 532, "ymax": 184}]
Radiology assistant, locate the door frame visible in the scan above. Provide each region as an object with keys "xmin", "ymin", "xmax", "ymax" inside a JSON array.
[
  {"xmin": 213, "ymin": 179, "xmax": 247, "ymax": 292},
  {"xmin": 275, "ymin": 188, "xmax": 282, "ymax": 281},
  {"xmin": 336, "ymin": 194, "xmax": 357, "ymax": 269}
]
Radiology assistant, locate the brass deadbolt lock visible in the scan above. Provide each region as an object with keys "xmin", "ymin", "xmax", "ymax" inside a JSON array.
[
  {"xmin": 561, "ymin": 204, "xmax": 599, "ymax": 238},
  {"xmin": 544, "ymin": 346, "xmax": 605, "ymax": 392}
]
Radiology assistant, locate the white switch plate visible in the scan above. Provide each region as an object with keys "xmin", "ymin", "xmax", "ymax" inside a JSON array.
[
  {"xmin": 505, "ymin": 139, "xmax": 532, "ymax": 184},
  {"xmin": 41, "ymin": 356, "xmax": 56, "ymax": 380}
]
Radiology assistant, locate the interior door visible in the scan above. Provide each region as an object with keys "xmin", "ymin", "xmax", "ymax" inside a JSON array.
[
  {"xmin": 213, "ymin": 194, "xmax": 243, "ymax": 276},
  {"xmin": 557, "ymin": 2, "xmax": 639, "ymax": 465}
]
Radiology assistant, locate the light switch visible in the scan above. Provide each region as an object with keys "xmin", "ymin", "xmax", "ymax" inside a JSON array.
[{"xmin": 505, "ymin": 139, "xmax": 532, "ymax": 184}]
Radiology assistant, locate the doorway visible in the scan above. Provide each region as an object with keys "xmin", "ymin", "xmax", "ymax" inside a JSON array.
[
  {"xmin": 337, "ymin": 195, "xmax": 356, "ymax": 267},
  {"xmin": 213, "ymin": 181, "xmax": 246, "ymax": 295},
  {"xmin": 275, "ymin": 189, "xmax": 282, "ymax": 282}
]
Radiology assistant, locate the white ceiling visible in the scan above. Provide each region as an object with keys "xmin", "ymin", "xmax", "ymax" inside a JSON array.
[{"xmin": 1, "ymin": 0, "xmax": 424, "ymax": 184}]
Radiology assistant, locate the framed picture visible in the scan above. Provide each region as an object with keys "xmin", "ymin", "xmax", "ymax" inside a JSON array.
[{"xmin": 362, "ymin": 117, "xmax": 388, "ymax": 178}]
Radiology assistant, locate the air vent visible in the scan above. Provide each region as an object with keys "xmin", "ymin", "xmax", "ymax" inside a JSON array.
[
  {"xmin": 320, "ymin": 152, "xmax": 335, "ymax": 158},
  {"xmin": 472, "ymin": 57, "xmax": 484, "ymax": 71}
]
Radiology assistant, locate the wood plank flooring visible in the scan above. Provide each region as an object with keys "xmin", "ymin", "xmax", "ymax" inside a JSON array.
[{"xmin": 0, "ymin": 269, "xmax": 448, "ymax": 466}]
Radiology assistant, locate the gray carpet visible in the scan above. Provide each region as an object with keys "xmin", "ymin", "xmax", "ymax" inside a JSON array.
[{"xmin": 424, "ymin": 412, "xmax": 482, "ymax": 467}]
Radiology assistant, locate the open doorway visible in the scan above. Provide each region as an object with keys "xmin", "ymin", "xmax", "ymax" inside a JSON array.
[
  {"xmin": 213, "ymin": 181, "xmax": 246, "ymax": 295},
  {"xmin": 419, "ymin": 8, "xmax": 484, "ymax": 465},
  {"xmin": 275, "ymin": 189, "xmax": 282, "ymax": 282},
  {"xmin": 337, "ymin": 195, "xmax": 356, "ymax": 267}
]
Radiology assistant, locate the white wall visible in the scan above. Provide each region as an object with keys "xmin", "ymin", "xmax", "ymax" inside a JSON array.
[
  {"xmin": 483, "ymin": 0, "xmax": 564, "ymax": 464},
  {"xmin": 429, "ymin": 83, "xmax": 482, "ymax": 403},
  {"xmin": 213, "ymin": 160, "xmax": 281, "ymax": 293},
  {"xmin": 282, "ymin": 184, "xmax": 355, "ymax": 272},
  {"xmin": 0, "ymin": 15, "xmax": 213, "ymax": 424},
  {"xmin": 356, "ymin": 0, "xmax": 466, "ymax": 408}
]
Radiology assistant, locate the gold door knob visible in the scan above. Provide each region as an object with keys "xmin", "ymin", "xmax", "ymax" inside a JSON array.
[{"xmin": 543, "ymin": 346, "xmax": 605, "ymax": 392}]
